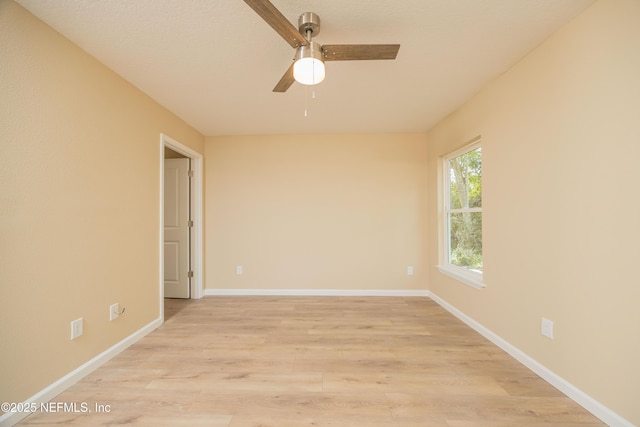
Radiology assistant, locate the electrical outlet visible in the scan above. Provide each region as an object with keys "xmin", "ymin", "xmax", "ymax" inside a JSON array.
[
  {"xmin": 541, "ymin": 317, "xmax": 554, "ymax": 339},
  {"xmin": 110, "ymin": 303, "xmax": 119, "ymax": 321},
  {"xmin": 407, "ymin": 266, "xmax": 414, "ymax": 276},
  {"xmin": 236, "ymin": 265, "xmax": 243, "ymax": 275},
  {"xmin": 71, "ymin": 318, "xmax": 83, "ymax": 340}
]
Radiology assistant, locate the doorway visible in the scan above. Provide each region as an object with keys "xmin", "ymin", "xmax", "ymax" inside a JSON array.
[{"xmin": 159, "ymin": 134, "xmax": 203, "ymax": 319}]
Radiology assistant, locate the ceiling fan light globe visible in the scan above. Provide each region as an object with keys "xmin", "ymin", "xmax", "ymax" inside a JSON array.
[{"xmin": 293, "ymin": 57, "xmax": 325, "ymax": 85}]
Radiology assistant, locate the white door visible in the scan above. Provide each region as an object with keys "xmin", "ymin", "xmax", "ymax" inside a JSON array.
[{"xmin": 164, "ymin": 158, "xmax": 190, "ymax": 298}]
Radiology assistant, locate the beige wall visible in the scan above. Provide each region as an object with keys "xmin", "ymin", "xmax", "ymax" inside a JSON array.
[
  {"xmin": 426, "ymin": 0, "xmax": 640, "ymax": 424},
  {"xmin": 205, "ymin": 133, "xmax": 428, "ymax": 292},
  {"xmin": 0, "ymin": 1, "xmax": 203, "ymax": 407}
]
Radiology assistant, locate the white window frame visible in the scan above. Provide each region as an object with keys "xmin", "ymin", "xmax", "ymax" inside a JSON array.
[{"xmin": 437, "ymin": 138, "xmax": 485, "ymax": 290}]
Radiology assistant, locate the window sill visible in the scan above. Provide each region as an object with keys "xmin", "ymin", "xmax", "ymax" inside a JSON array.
[{"xmin": 437, "ymin": 265, "xmax": 485, "ymax": 290}]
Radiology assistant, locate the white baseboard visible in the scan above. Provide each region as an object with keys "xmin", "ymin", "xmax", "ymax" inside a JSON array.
[
  {"xmin": 204, "ymin": 288, "xmax": 429, "ymax": 297},
  {"xmin": 428, "ymin": 291, "xmax": 633, "ymax": 427},
  {"xmin": 0, "ymin": 317, "xmax": 162, "ymax": 427}
]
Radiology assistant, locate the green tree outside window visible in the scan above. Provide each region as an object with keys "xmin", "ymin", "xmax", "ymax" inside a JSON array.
[{"xmin": 447, "ymin": 147, "xmax": 482, "ymax": 272}]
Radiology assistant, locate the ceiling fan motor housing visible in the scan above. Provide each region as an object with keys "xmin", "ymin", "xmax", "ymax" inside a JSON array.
[{"xmin": 295, "ymin": 41, "xmax": 324, "ymax": 63}]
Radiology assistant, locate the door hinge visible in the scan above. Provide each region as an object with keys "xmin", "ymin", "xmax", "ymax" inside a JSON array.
[
  {"xmin": 188, "ymin": 220, "xmax": 194, "ymax": 228},
  {"xmin": 188, "ymin": 270, "xmax": 194, "ymax": 278},
  {"xmin": 188, "ymin": 170, "xmax": 194, "ymax": 177}
]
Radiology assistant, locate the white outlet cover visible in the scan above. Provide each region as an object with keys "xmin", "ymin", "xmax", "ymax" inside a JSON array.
[
  {"xmin": 541, "ymin": 317, "xmax": 554, "ymax": 339},
  {"xmin": 407, "ymin": 266, "xmax": 414, "ymax": 276},
  {"xmin": 71, "ymin": 318, "xmax": 83, "ymax": 340},
  {"xmin": 110, "ymin": 303, "xmax": 119, "ymax": 321},
  {"xmin": 236, "ymin": 265, "xmax": 243, "ymax": 275}
]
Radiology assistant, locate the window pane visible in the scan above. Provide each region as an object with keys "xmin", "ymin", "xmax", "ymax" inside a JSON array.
[
  {"xmin": 448, "ymin": 212, "xmax": 482, "ymax": 272},
  {"xmin": 448, "ymin": 148, "xmax": 482, "ymax": 209}
]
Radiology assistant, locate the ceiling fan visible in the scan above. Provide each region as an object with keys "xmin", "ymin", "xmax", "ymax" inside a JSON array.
[{"xmin": 244, "ymin": 0, "xmax": 400, "ymax": 92}]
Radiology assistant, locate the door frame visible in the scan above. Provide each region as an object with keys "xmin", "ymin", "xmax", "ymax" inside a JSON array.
[{"xmin": 159, "ymin": 134, "xmax": 203, "ymax": 317}]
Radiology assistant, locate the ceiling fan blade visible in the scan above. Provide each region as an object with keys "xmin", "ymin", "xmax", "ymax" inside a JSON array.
[
  {"xmin": 273, "ymin": 62, "xmax": 295, "ymax": 92},
  {"xmin": 322, "ymin": 44, "xmax": 400, "ymax": 61},
  {"xmin": 244, "ymin": 0, "xmax": 309, "ymax": 49}
]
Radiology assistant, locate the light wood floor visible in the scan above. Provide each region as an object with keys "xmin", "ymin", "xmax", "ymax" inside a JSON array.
[{"xmin": 21, "ymin": 296, "xmax": 604, "ymax": 426}]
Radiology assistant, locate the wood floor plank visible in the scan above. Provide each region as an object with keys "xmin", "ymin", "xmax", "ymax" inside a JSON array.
[
  {"xmin": 146, "ymin": 372, "xmax": 324, "ymax": 393},
  {"xmin": 19, "ymin": 296, "xmax": 604, "ymax": 426}
]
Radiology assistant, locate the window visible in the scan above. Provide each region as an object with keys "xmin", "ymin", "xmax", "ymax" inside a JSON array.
[{"xmin": 439, "ymin": 140, "xmax": 484, "ymax": 289}]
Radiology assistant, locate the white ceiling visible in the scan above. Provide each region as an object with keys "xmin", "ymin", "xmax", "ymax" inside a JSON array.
[{"xmin": 16, "ymin": 0, "xmax": 595, "ymax": 136}]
